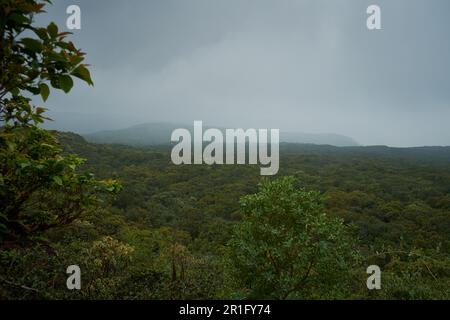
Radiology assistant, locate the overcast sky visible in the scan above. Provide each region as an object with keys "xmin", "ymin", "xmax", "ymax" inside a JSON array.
[{"xmin": 38, "ymin": 0, "xmax": 450, "ymax": 147}]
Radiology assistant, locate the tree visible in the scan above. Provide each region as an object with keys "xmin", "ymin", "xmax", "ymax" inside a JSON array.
[
  {"xmin": 0, "ymin": 0, "xmax": 120, "ymax": 245},
  {"xmin": 230, "ymin": 176, "xmax": 360, "ymax": 299}
]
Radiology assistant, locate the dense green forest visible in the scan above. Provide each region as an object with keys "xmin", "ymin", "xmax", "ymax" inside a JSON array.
[
  {"xmin": 1, "ymin": 0, "xmax": 449, "ymax": 300},
  {"xmin": 2, "ymin": 131, "xmax": 449, "ymax": 299}
]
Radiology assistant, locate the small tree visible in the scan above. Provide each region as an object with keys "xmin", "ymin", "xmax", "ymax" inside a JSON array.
[
  {"xmin": 0, "ymin": 0, "xmax": 120, "ymax": 245},
  {"xmin": 230, "ymin": 177, "xmax": 360, "ymax": 299}
]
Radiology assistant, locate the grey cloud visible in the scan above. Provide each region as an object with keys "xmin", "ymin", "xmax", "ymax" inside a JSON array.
[{"xmin": 38, "ymin": 0, "xmax": 450, "ymax": 146}]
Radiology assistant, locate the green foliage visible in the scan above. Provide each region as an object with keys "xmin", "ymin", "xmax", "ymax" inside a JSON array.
[
  {"xmin": 0, "ymin": 1, "xmax": 120, "ymax": 245},
  {"xmin": 0, "ymin": 126, "xmax": 121, "ymax": 243},
  {"xmin": 1, "ymin": 136, "xmax": 449, "ymax": 299},
  {"xmin": 1, "ymin": 0, "xmax": 92, "ymax": 102},
  {"xmin": 230, "ymin": 177, "xmax": 360, "ymax": 299}
]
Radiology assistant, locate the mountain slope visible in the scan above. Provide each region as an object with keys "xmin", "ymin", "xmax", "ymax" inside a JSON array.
[{"xmin": 84, "ymin": 123, "xmax": 359, "ymax": 147}]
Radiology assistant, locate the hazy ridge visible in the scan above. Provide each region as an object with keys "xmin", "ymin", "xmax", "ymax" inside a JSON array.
[{"xmin": 84, "ymin": 122, "xmax": 359, "ymax": 147}]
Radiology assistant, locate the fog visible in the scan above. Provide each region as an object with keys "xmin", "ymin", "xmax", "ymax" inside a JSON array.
[{"xmin": 37, "ymin": 0, "xmax": 450, "ymax": 147}]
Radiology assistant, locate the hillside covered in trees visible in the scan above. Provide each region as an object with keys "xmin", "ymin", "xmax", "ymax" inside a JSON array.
[{"xmin": 2, "ymin": 132, "xmax": 449, "ymax": 299}]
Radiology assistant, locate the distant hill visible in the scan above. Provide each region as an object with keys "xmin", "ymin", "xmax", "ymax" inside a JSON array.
[
  {"xmin": 84, "ymin": 123, "xmax": 359, "ymax": 147},
  {"xmin": 84, "ymin": 123, "xmax": 183, "ymax": 146},
  {"xmin": 280, "ymin": 132, "xmax": 358, "ymax": 147},
  {"xmin": 279, "ymin": 143, "xmax": 450, "ymax": 165},
  {"xmin": 61, "ymin": 131, "xmax": 450, "ymax": 166}
]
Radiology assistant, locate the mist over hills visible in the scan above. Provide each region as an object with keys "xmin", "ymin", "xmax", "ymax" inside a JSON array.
[
  {"xmin": 83, "ymin": 122, "xmax": 359, "ymax": 147},
  {"xmin": 61, "ymin": 131, "xmax": 450, "ymax": 166}
]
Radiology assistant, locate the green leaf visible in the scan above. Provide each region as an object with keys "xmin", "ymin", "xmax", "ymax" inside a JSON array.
[
  {"xmin": 36, "ymin": 106, "xmax": 47, "ymax": 115},
  {"xmin": 20, "ymin": 162, "xmax": 30, "ymax": 169},
  {"xmin": 58, "ymin": 75, "xmax": 74, "ymax": 93},
  {"xmin": 48, "ymin": 22, "xmax": 58, "ymax": 38},
  {"xmin": 48, "ymin": 51, "xmax": 68, "ymax": 63},
  {"xmin": 6, "ymin": 141, "xmax": 16, "ymax": 151},
  {"xmin": 39, "ymin": 83, "xmax": 50, "ymax": 101},
  {"xmin": 72, "ymin": 65, "xmax": 93, "ymax": 86},
  {"xmin": 53, "ymin": 176, "xmax": 63, "ymax": 186},
  {"xmin": 70, "ymin": 55, "xmax": 84, "ymax": 66},
  {"xmin": 50, "ymin": 77, "xmax": 60, "ymax": 89},
  {"xmin": 11, "ymin": 88, "xmax": 20, "ymax": 97},
  {"xmin": 9, "ymin": 13, "xmax": 30, "ymax": 25},
  {"xmin": 21, "ymin": 38, "xmax": 43, "ymax": 52},
  {"xmin": 28, "ymin": 86, "xmax": 41, "ymax": 95},
  {"xmin": 40, "ymin": 143, "xmax": 55, "ymax": 149},
  {"xmin": 33, "ymin": 27, "xmax": 49, "ymax": 41},
  {"xmin": 31, "ymin": 114, "xmax": 44, "ymax": 125}
]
